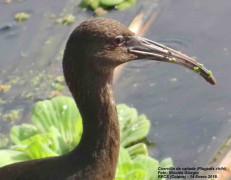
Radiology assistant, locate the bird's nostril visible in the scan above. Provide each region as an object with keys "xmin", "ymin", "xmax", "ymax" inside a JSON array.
[{"xmin": 141, "ymin": 41, "xmax": 150, "ymax": 45}]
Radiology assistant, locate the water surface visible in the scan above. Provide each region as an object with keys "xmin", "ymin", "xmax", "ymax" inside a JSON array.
[{"xmin": 115, "ymin": 0, "xmax": 231, "ymax": 167}]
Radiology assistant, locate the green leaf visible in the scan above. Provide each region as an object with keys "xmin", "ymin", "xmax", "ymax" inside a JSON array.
[
  {"xmin": 10, "ymin": 124, "xmax": 38, "ymax": 144},
  {"xmin": 158, "ymin": 157, "xmax": 174, "ymax": 180},
  {"xmin": 134, "ymin": 155, "xmax": 159, "ymax": 180},
  {"xmin": 48, "ymin": 126, "xmax": 70, "ymax": 154},
  {"xmin": 121, "ymin": 115, "xmax": 150, "ymax": 147},
  {"xmin": 117, "ymin": 104, "xmax": 150, "ymax": 147},
  {"xmin": 90, "ymin": 0, "xmax": 100, "ymax": 9},
  {"xmin": 116, "ymin": 161, "xmax": 146, "ymax": 180},
  {"xmin": 115, "ymin": 169, "xmax": 146, "ymax": 180},
  {"xmin": 24, "ymin": 141, "xmax": 58, "ymax": 159},
  {"xmin": 11, "ymin": 133, "xmax": 56, "ymax": 158},
  {"xmin": 0, "ymin": 150, "xmax": 29, "ymax": 167},
  {"xmin": 11, "ymin": 128, "xmax": 69, "ymax": 159},
  {"xmin": 3, "ymin": 96, "xmax": 173, "ymax": 180},
  {"xmin": 117, "ymin": 104, "xmax": 138, "ymax": 129},
  {"xmin": 117, "ymin": 147, "xmax": 131, "ymax": 166},
  {"xmin": 31, "ymin": 96, "xmax": 82, "ymax": 150},
  {"xmin": 80, "ymin": 0, "xmax": 100, "ymax": 9},
  {"xmin": 159, "ymin": 158, "xmax": 173, "ymax": 169},
  {"xmin": 12, "ymin": 133, "xmax": 51, "ymax": 148},
  {"xmin": 116, "ymin": 0, "xmax": 137, "ymax": 10},
  {"xmin": 8, "ymin": 96, "xmax": 83, "ymax": 159},
  {"xmin": 100, "ymin": 0, "xmax": 124, "ymax": 6},
  {"xmin": 125, "ymin": 143, "xmax": 148, "ymax": 158}
]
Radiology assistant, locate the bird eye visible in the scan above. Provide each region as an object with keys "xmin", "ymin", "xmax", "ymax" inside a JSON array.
[{"xmin": 113, "ymin": 36, "xmax": 125, "ymax": 46}]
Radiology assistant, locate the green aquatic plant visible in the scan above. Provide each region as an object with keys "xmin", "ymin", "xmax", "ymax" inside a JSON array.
[
  {"xmin": 168, "ymin": 57, "xmax": 177, "ymax": 62},
  {"xmin": 14, "ymin": 12, "xmax": 29, "ymax": 22},
  {"xmin": 116, "ymin": 0, "xmax": 137, "ymax": 10},
  {"xmin": 207, "ymin": 70, "xmax": 213, "ymax": 78},
  {"xmin": 2, "ymin": 109, "xmax": 21, "ymax": 121},
  {"xmin": 0, "ymin": 96, "xmax": 173, "ymax": 179},
  {"xmin": 56, "ymin": 14, "xmax": 75, "ymax": 25},
  {"xmin": 0, "ymin": 134, "xmax": 9, "ymax": 148},
  {"xmin": 80, "ymin": 0, "xmax": 137, "ymax": 12},
  {"xmin": 116, "ymin": 146, "xmax": 172, "ymax": 180},
  {"xmin": 198, "ymin": 63, "xmax": 204, "ymax": 68},
  {"xmin": 193, "ymin": 66, "xmax": 199, "ymax": 73}
]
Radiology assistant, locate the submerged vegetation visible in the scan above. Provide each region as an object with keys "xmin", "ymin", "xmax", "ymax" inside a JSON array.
[{"xmin": 0, "ymin": 96, "xmax": 173, "ymax": 179}]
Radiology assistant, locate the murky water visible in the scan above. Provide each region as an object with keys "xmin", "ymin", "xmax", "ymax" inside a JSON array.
[
  {"xmin": 1, "ymin": 0, "xmax": 231, "ymax": 169},
  {"xmin": 115, "ymin": 0, "xmax": 231, "ymax": 167}
]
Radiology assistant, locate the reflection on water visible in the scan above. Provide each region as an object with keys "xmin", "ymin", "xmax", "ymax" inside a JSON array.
[{"xmin": 115, "ymin": 0, "xmax": 231, "ymax": 167}]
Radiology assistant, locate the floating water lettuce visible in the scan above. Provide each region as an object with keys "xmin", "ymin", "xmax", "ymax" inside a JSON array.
[
  {"xmin": 0, "ymin": 96, "xmax": 173, "ymax": 179},
  {"xmin": 0, "ymin": 150, "xmax": 30, "ymax": 167},
  {"xmin": 31, "ymin": 96, "xmax": 82, "ymax": 151},
  {"xmin": 116, "ymin": 147, "xmax": 173, "ymax": 180},
  {"xmin": 10, "ymin": 124, "xmax": 38, "ymax": 144},
  {"xmin": 115, "ymin": 0, "xmax": 137, "ymax": 10},
  {"xmin": 100, "ymin": 0, "xmax": 124, "ymax": 6},
  {"xmin": 80, "ymin": 0, "xmax": 137, "ymax": 12}
]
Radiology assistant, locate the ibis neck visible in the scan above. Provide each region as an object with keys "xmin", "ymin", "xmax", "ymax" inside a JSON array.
[{"xmin": 66, "ymin": 67, "xmax": 119, "ymax": 178}]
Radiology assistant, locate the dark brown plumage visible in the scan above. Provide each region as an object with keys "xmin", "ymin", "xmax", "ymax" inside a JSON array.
[{"xmin": 0, "ymin": 18, "xmax": 215, "ymax": 180}]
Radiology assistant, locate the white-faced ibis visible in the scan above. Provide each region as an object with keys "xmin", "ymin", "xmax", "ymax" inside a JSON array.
[{"xmin": 0, "ymin": 18, "xmax": 216, "ymax": 180}]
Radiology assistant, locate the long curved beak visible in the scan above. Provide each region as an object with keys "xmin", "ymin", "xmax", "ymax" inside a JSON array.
[{"xmin": 126, "ymin": 36, "xmax": 216, "ymax": 85}]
